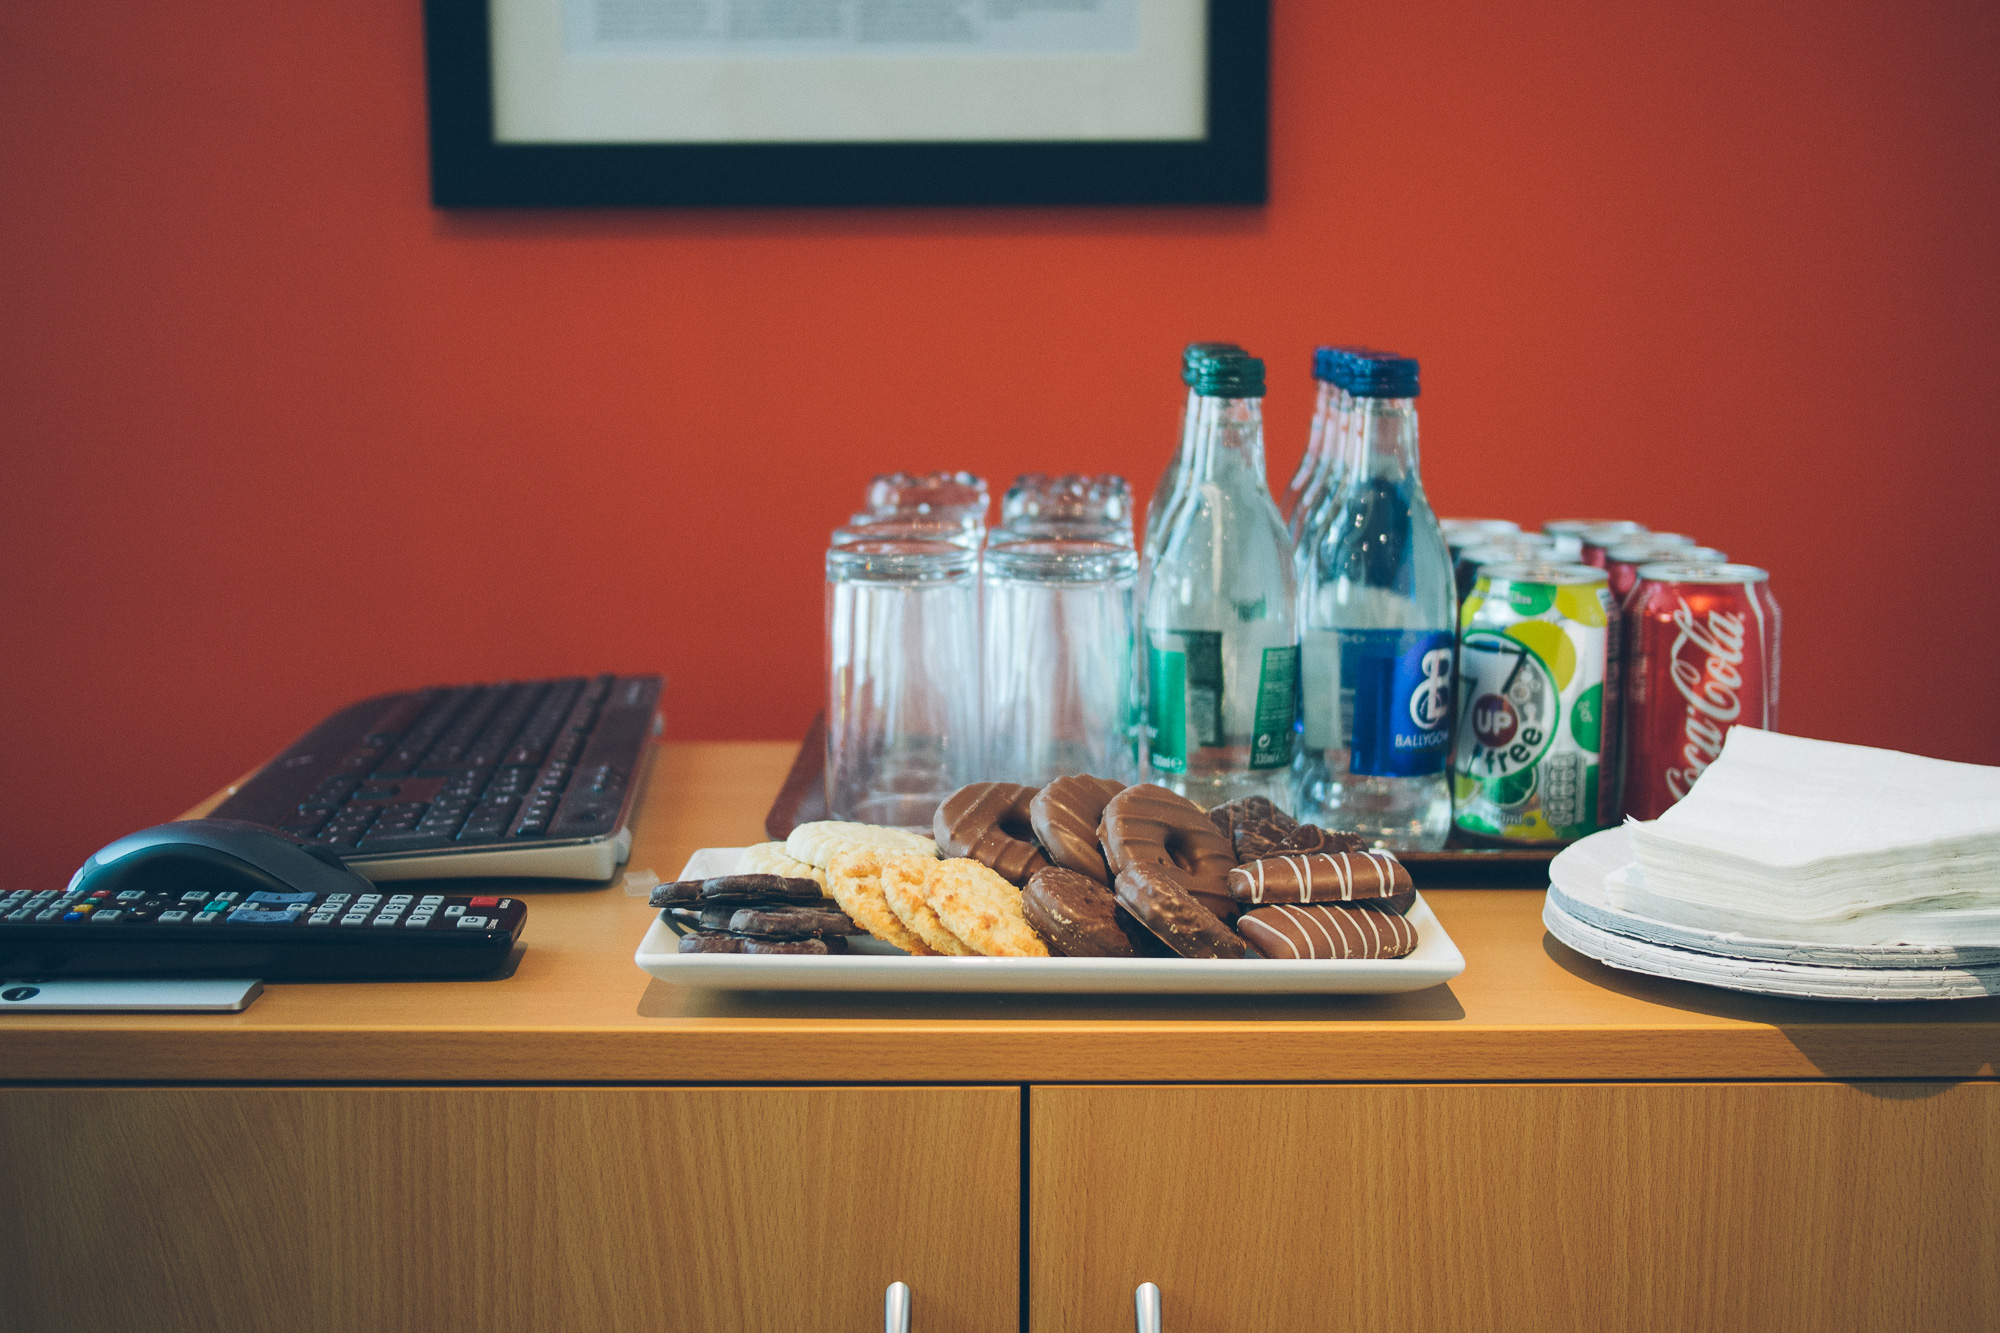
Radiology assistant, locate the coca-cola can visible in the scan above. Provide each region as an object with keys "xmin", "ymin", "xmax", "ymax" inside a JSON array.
[
  {"xmin": 1606, "ymin": 542, "xmax": 1726, "ymax": 600},
  {"xmin": 1621, "ymin": 562, "xmax": 1781, "ymax": 821},
  {"xmin": 1582, "ymin": 527, "xmax": 1690, "ymax": 568}
]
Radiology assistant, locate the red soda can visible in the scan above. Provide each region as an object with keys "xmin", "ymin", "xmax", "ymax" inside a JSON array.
[
  {"xmin": 1606, "ymin": 541, "xmax": 1725, "ymax": 600},
  {"xmin": 1620, "ymin": 562, "xmax": 1781, "ymax": 820},
  {"xmin": 1582, "ymin": 527, "xmax": 1690, "ymax": 568}
]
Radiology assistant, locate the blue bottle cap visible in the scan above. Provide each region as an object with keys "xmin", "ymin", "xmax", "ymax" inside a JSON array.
[
  {"xmin": 1312, "ymin": 345, "xmax": 1375, "ymax": 387},
  {"xmin": 1349, "ymin": 353, "xmax": 1420, "ymax": 399}
]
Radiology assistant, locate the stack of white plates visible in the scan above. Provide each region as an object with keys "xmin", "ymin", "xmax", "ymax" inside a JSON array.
[{"xmin": 1545, "ymin": 828, "xmax": 2000, "ymax": 1002}]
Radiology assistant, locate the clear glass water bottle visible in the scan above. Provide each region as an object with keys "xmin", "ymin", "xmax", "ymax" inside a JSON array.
[
  {"xmin": 1279, "ymin": 346, "xmax": 1365, "ymax": 537},
  {"xmin": 1292, "ymin": 353, "xmax": 1455, "ymax": 849},
  {"xmin": 1142, "ymin": 342, "xmax": 1243, "ymax": 568},
  {"xmin": 1144, "ymin": 351, "xmax": 1299, "ymax": 806}
]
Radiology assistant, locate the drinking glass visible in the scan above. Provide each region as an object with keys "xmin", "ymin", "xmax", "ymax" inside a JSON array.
[
  {"xmin": 998, "ymin": 474, "xmax": 1134, "ymax": 547},
  {"xmin": 826, "ymin": 537, "xmax": 982, "ymax": 826},
  {"xmin": 866, "ymin": 472, "xmax": 990, "ymax": 528},
  {"xmin": 981, "ymin": 538, "xmax": 1138, "ymax": 786}
]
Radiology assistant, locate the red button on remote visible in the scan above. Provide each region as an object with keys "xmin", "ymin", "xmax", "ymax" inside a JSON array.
[{"xmin": 469, "ymin": 896, "xmax": 499, "ymax": 908}]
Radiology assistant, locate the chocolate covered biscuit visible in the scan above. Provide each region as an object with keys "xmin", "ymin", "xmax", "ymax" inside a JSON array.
[
  {"xmin": 1227, "ymin": 851, "xmax": 1411, "ymax": 905},
  {"xmin": 1238, "ymin": 902, "xmax": 1418, "ymax": 960},
  {"xmin": 935, "ymin": 782, "xmax": 1051, "ymax": 884},
  {"xmin": 1208, "ymin": 795, "xmax": 1298, "ymax": 861},
  {"xmin": 697, "ymin": 874, "xmax": 828, "ymax": 904},
  {"xmin": 1030, "ymin": 775, "xmax": 1126, "ymax": 884},
  {"xmin": 1113, "ymin": 863, "xmax": 1248, "ymax": 960},
  {"xmin": 1101, "ymin": 784, "xmax": 1241, "ymax": 925},
  {"xmin": 727, "ymin": 906, "xmax": 858, "ymax": 938},
  {"xmin": 1270, "ymin": 824, "xmax": 1367, "ymax": 857},
  {"xmin": 1022, "ymin": 866, "xmax": 1134, "ymax": 958}
]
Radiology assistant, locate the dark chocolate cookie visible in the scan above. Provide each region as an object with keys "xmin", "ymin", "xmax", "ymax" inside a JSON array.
[
  {"xmin": 1029, "ymin": 775, "xmax": 1126, "ymax": 884},
  {"xmin": 1022, "ymin": 866, "xmax": 1134, "ymax": 958},
  {"xmin": 743, "ymin": 935, "xmax": 847, "ymax": 954},
  {"xmin": 1101, "ymin": 784, "xmax": 1240, "ymax": 925},
  {"xmin": 1238, "ymin": 901, "xmax": 1418, "ymax": 960},
  {"xmin": 1270, "ymin": 824, "xmax": 1367, "ymax": 856},
  {"xmin": 1113, "ymin": 863, "xmax": 1248, "ymax": 960},
  {"xmin": 726, "ymin": 905, "xmax": 857, "ymax": 938},
  {"xmin": 650, "ymin": 879, "xmax": 704, "ymax": 907},
  {"xmin": 1208, "ymin": 796, "xmax": 1298, "ymax": 861},
  {"xmin": 698, "ymin": 874, "xmax": 827, "ymax": 903},
  {"xmin": 934, "ymin": 782, "xmax": 1051, "ymax": 884},
  {"xmin": 677, "ymin": 931, "xmax": 744, "ymax": 953}
]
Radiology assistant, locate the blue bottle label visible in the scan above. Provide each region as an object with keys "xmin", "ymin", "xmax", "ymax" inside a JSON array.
[{"xmin": 1339, "ymin": 629, "xmax": 1455, "ymax": 777}]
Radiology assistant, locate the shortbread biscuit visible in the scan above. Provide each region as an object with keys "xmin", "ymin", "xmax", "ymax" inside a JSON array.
[
  {"xmin": 740, "ymin": 841, "xmax": 829, "ymax": 889},
  {"xmin": 923, "ymin": 858, "xmax": 1050, "ymax": 958},
  {"xmin": 879, "ymin": 854, "xmax": 975, "ymax": 956},
  {"xmin": 824, "ymin": 847, "xmax": 940, "ymax": 956},
  {"xmin": 786, "ymin": 821, "xmax": 938, "ymax": 869}
]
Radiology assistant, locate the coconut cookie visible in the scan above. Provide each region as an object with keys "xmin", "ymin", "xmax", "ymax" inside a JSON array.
[
  {"xmin": 824, "ymin": 847, "xmax": 940, "ymax": 956},
  {"xmin": 785, "ymin": 821, "xmax": 939, "ymax": 869},
  {"xmin": 879, "ymin": 854, "xmax": 976, "ymax": 957},
  {"xmin": 924, "ymin": 858, "xmax": 1050, "ymax": 958},
  {"xmin": 739, "ymin": 841, "xmax": 829, "ymax": 889}
]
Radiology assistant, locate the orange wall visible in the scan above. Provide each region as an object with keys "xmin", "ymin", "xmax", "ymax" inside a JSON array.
[{"xmin": 4, "ymin": 2, "xmax": 1997, "ymax": 888}]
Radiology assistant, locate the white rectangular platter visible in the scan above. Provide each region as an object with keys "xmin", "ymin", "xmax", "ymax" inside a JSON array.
[{"xmin": 633, "ymin": 847, "xmax": 1466, "ymax": 995}]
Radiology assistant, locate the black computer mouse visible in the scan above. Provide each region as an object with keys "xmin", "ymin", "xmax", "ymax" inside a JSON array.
[{"xmin": 68, "ymin": 818, "xmax": 378, "ymax": 901}]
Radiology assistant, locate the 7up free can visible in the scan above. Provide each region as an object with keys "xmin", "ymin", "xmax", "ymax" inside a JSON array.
[{"xmin": 1453, "ymin": 562, "xmax": 1620, "ymax": 843}]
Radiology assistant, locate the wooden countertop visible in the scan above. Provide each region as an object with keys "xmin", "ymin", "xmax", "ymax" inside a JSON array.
[{"xmin": 4, "ymin": 741, "xmax": 1996, "ymax": 1085}]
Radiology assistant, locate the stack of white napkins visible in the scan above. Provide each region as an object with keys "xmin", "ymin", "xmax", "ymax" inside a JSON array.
[{"xmin": 1607, "ymin": 728, "xmax": 2000, "ymax": 945}]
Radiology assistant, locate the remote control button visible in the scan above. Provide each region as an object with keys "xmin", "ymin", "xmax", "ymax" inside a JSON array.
[
  {"xmin": 419, "ymin": 895, "xmax": 444, "ymax": 906},
  {"xmin": 456, "ymin": 916, "xmax": 490, "ymax": 929},
  {"xmin": 179, "ymin": 891, "xmax": 208, "ymax": 903},
  {"xmin": 470, "ymin": 896, "xmax": 499, "ymax": 908},
  {"xmin": 62, "ymin": 912, "xmax": 85, "ymax": 922},
  {"xmin": 306, "ymin": 916, "xmax": 335, "ymax": 927},
  {"xmin": 89, "ymin": 890, "xmax": 111, "ymax": 899},
  {"xmin": 193, "ymin": 911, "xmax": 223, "ymax": 924},
  {"xmin": 358, "ymin": 894, "xmax": 382, "ymax": 905},
  {"xmin": 326, "ymin": 893, "xmax": 352, "ymax": 905},
  {"xmin": 404, "ymin": 917, "xmax": 432, "ymax": 928},
  {"xmin": 159, "ymin": 911, "xmax": 189, "ymax": 923},
  {"xmin": 227, "ymin": 908, "xmax": 292, "ymax": 925},
  {"xmin": 247, "ymin": 891, "xmax": 316, "ymax": 905},
  {"xmin": 371, "ymin": 916, "xmax": 403, "ymax": 928},
  {"xmin": 387, "ymin": 894, "xmax": 414, "ymax": 906},
  {"xmin": 204, "ymin": 900, "xmax": 230, "ymax": 913},
  {"xmin": 4, "ymin": 910, "xmax": 29, "ymax": 922},
  {"xmin": 339, "ymin": 914, "xmax": 368, "ymax": 927},
  {"xmin": 213, "ymin": 892, "xmax": 241, "ymax": 903},
  {"xmin": 444, "ymin": 905, "xmax": 465, "ymax": 917},
  {"xmin": 91, "ymin": 910, "xmax": 123, "ymax": 922},
  {"xmin": 115, "ymin": 890, "xmax": 145, "ymax": 902},
  {"xmin": 37, "ymin": 910, "xmax": 63, "ymax": 922}
]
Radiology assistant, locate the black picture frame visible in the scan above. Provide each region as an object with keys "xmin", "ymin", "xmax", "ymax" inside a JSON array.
[{"xmin": 423, "ymin": 1, "xmax": 1268, "ymax": 207}]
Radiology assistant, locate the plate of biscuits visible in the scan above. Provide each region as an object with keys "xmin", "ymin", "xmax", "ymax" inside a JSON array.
[{"xmin": 632, "ymin": 780, "xmax": 1466, "ymax": 994}]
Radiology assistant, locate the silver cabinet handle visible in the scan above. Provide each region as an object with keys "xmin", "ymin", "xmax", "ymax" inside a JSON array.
[
  {"xmin": 1135, "ymin": 1282, "xmax": 1161, "ymax": 1333},
  {"xmin": 885, "ymin": 1281, "xmax": 911, "ymax": 1333}
]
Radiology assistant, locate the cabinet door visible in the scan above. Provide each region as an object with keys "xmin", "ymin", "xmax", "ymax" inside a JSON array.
[
  {"xmin": 1032, "ymin": 1083, "xmax": 1998, "ymax": 1333},
  {"xmin": 0, "ymin": 1086, "xmax": 1018, "ymax": 1333}
]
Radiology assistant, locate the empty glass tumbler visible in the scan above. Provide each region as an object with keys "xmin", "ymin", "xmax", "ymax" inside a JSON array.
[
  {"xmin": 981, "ymin": 539, "xmax": 1139, "ymax": 786},
  {"xmin": 998, "ymin": 474, "xmax": 1134, "ymax": 546},
  {"xmin": 826, "ymin": 537, "xmax": 982, "ymax": 826},
  {"xmin": 867, "ymin": 472, "xmax": 990, "ymax": 527}
]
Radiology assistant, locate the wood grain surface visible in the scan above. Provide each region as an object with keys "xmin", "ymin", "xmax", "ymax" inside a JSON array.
[
  {"xmin": 1031, "ymin": 1082, "xmax": 2000, "ymax": 1333},
  {"xmin": 1, "ymin": 740, "xmax": 1996, "ymax": 1084},
  {"xmin": 0, "ymin": 1085, "xmax": 1019, "ymax": 1333}
]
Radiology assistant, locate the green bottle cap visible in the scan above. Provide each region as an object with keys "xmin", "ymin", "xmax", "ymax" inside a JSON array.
[
  {"xmin": 1191, "ymin": 351, "xmax": 1265, "ymax": 399},
  {"xmin": 1181, "ymin": 341, "xmax": 1245, "ymax": 386}
]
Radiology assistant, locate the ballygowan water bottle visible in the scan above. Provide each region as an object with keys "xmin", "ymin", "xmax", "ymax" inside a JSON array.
[
  {"xmin": 1292, "ymin": 353, "xmax": 1455, "ymax": 849},
  {"xmin": 1144, "ymin": 351, "xmax": 1299, "ymax": 806}
]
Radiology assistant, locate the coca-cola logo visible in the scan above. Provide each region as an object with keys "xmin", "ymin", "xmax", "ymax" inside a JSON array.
[
  {"xmin": 1471, "ymin": 694, "xmax": 1518, "ymax": 749},
  {"xmin": 1664, "ymin": 598, "xmax": 1747, "ymax": 799}
]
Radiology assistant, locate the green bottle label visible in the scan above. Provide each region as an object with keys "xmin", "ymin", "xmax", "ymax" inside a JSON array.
[
  {"xmin": 1250, "ymin": 644, "xmax": 1300, "ymax": 770},
  {"xmin": 1147, "ymin": 644, "xmax": 1188, "ymax": 772},
  {"xmin": 1180, "ymin": 631, "xmax": 1225, "ymax": 748}
]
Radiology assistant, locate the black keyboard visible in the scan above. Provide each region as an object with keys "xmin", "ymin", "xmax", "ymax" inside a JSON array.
[
  {"xmin": 212, "ymin": 675, "xmax": 662, "ymax": 882},
  {"xmin": 0, "ymin": 886, "xmax": 524, "ymax": 980}
]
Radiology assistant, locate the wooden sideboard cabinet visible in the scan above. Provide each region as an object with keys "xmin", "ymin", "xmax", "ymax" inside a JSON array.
[
  {"xmin": 3, "ymin": 744, "xmax": 1996, "ymax": 1333},
  {"xmin": 0, "ymin": 1086, "xmax": 1020, "ymax": 1333},
  {"xmin": 1030, "ymin": 1083, "xmax": 2000, "ymax": 1332}
]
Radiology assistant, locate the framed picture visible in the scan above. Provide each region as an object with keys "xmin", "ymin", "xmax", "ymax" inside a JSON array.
[{"xmin": 423, "ymin": 0, "xmax": 1267, "ymax": 207}]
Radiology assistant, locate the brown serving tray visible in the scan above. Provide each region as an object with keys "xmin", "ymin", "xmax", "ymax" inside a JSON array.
[{"xmin": 764, "ymin": 713, "xmax": 1558, "ymax": 889}]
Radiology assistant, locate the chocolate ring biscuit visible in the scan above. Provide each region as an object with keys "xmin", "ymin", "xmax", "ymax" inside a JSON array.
[
  {"xmin": 1227, "ymin": 851, "xmax": 1411, "ymax": 906},
  {"xmin": 1101, "ymin": 784, "xmax": 1241, "ymax": 925},
  {"xmin": 1238, "ymin": 901, "xmax": 1417, "ymax": 960},
  {"xmin": 1113, "ymin": 863, "xmax": 1248, "ymax": 960},
  {"xmin": 934, "ymin": 782, "xmax": 1051, "ymax": 885},
  {"xmin": 1029, "ymin": 775, "xmax": 1126, "ymax": 884},
  {"xmin": 1022, "ymin": 866, "xmax": 1134, "ymax": 958}
]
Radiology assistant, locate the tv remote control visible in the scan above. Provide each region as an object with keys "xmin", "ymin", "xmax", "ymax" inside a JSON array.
[{"xmin": 0, "ymin": 885, "xmax": 525, "ymax": 980}]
